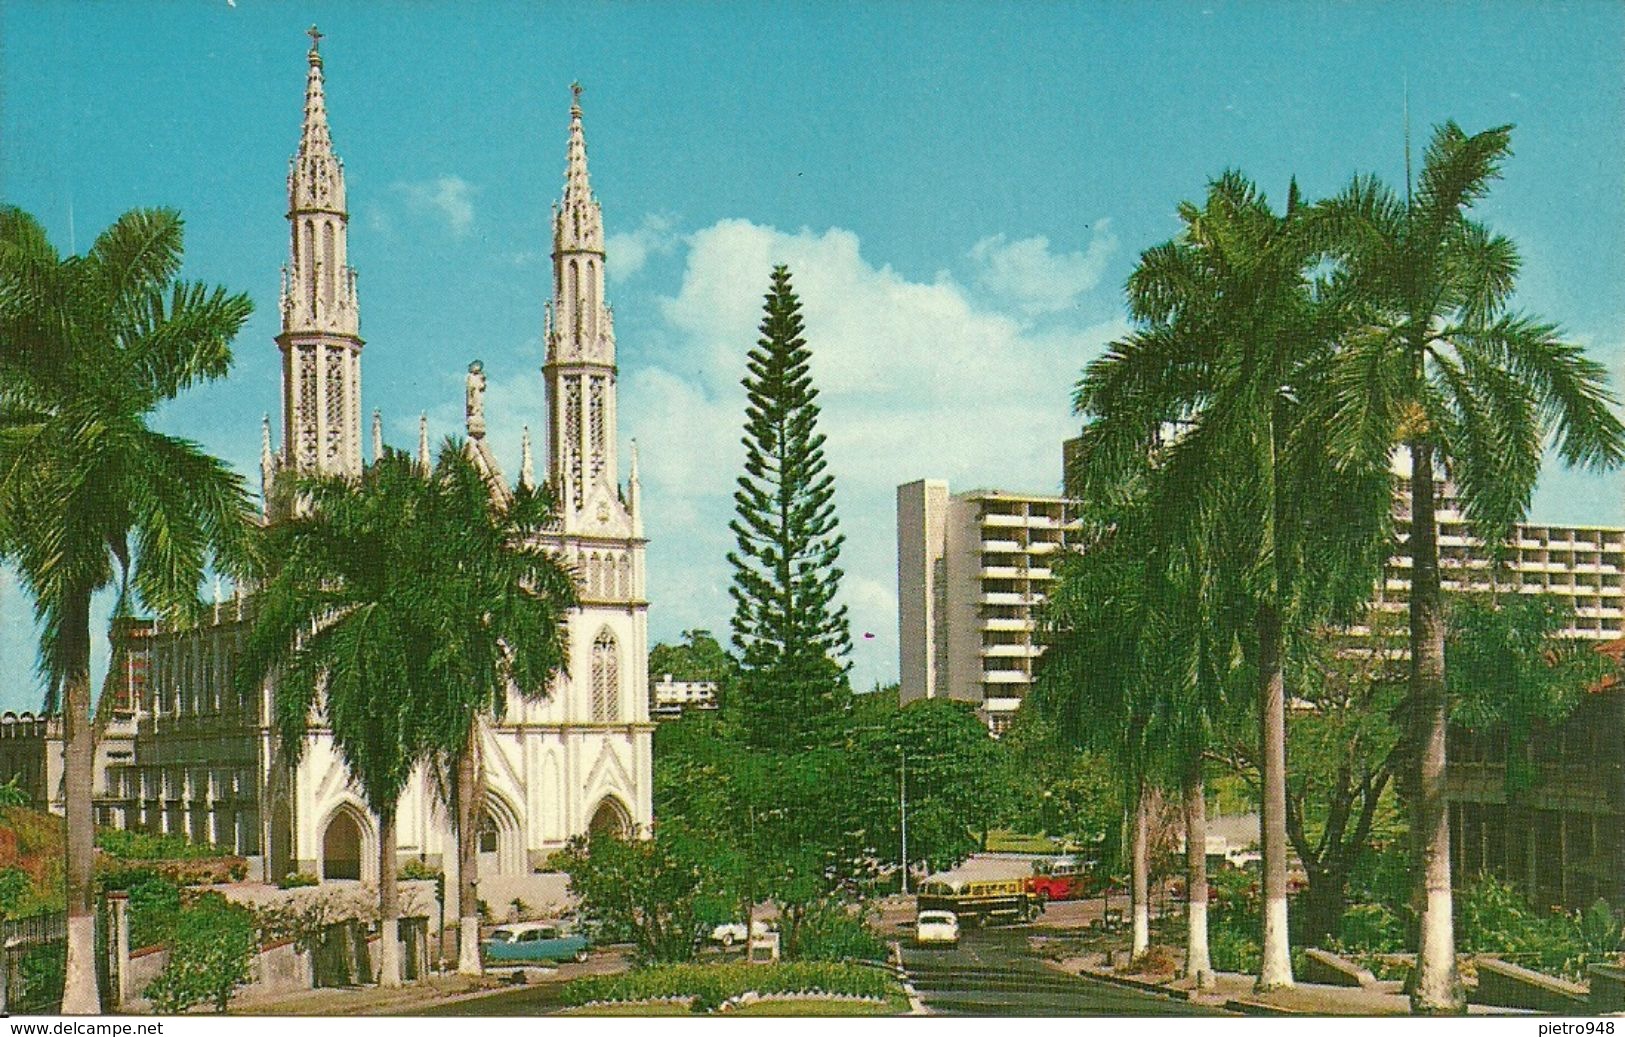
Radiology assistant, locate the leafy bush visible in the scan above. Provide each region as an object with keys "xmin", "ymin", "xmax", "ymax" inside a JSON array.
[
  {"xmin": 0, "ymin": 866, "xmax": 33, "ymax": 915},
  {"xmin": 278, "ymin": 871, "xmax": 319, "ymax": 889},
  {"xmin": 1455, "ymin": 876, "xmax": 1621, "ymax": 981},
  {"xmin": 16, "ymin": 943, "xmax": 65, "ymax": 1011},
  {"xmin": 144, "ymin": 893, "xmax": 258, "ymax": 1013},
  {"xmin": 97, "ymin": 828, "xmax": 223, "ymax": 861},
  {"xmin": 1207, "ymin": 922, "xmax": 1260, "ymax": 975},
  {"xmin": 399, "ymin": 858, "xmax": 440, "ymax": 882},
  {"xmin": 555, "ymin": 832, "xmax": 703, "ymax": 963},
  {"xmin": 1333, "ymin": 901, "xmax": 1407, "ymax": 954},
  {"xmin": 561, "ymin": 962, "xmax": 901, "ymax": 1012},
  {"xmin": 0, "ymin": 777, "xmax": 31, "ymax": 808},
  {"xmin": 787, "ymin": 900, "xmax": 886, "ymax": 962},
  {"xmin": 102, "ymin": 867, "xmax": 183, "ymax": 949}
]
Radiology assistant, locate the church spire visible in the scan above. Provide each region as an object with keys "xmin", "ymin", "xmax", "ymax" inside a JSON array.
[
  {"xmin": 555, "ymin": 82, "xmax": 602, "ymax": 256},
  {"xmin": 277, "ymin": 25, "xmax": 364, "ymax": 481},
  {"xmin": 544, "ymin": 84, "xmax": 617, "ymax": 513}
]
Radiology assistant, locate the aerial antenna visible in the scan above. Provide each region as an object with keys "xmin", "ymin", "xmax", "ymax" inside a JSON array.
[{"xmin": 1403, "ymin": 73, "xmax": 1413, "ymax": 208}]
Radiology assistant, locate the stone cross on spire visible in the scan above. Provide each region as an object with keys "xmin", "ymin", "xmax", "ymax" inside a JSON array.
[
  {"xmin": 571, "ymin": 80, "xmax": 583, "ymax": 112},
  {"xmin": 307, "ymin": 24, "xmax": 323, "ymax": 53}
]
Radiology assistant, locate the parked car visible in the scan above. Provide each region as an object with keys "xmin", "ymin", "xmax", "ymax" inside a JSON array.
[
  {"xmin": 480, "ymin": 922, "xmax": 590, "ymax": 965},
  {"xmin": 708, "ymin": 919, "xmax": 775, "ymax": 948},
  {"xmin": 914, "ymin": 910, "xmax": 960, "ymax": 947}
]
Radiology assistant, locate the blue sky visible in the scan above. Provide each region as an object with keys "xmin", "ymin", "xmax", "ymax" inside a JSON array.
[{"xmin": 3, "ymin": 1, "xmax": 1623, "ymax": 708}]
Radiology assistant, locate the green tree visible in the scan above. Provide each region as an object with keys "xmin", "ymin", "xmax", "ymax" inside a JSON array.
[
  {"xmin": 412, "ymin": 444, "xmax": 576, "ymax": 975},
  {"xmin": 727, "ymin": 264, "xmax": 852, "ymax": 752},
  {"xmin": 649, "ymin": 628, "xmax": 737, "ymax": 708},
  {"xmin": 1280, "ymin": 610, "xmax": 1406, "ymax": 946},
  {"xmin": 1315, "ymin": 121, "xmax": 1625, "ymax": 1012},
  {"xmin": 857, "ymin": 697, "xmax": 1004, "ymax": 876},
  {"xmin": 554, "ymin": 830, "xmax": 705, "ymax": 963},
  {"xmin": 241, "ymin": 450, "xmax": 441, "ymax": 988},
  {"xmin": 1070, "ymin": 173, "xmax": 1390, "ymax": 987},
  {"xmin": 1447, "ymin": 595, "xmax": 1609, "ymax": 795},
  {"xmin": 0, "ymin": 207, "xmax": 256, "ymax": 1013}
]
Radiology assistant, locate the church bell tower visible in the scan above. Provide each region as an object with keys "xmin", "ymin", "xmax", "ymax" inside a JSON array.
[
  {"xmin": 273, "ymin": 25, "xmax": 364, "ymax": 486},
  {"xmin": 543, "ymin": 84, "xmax": 619, "ymax": 516}
]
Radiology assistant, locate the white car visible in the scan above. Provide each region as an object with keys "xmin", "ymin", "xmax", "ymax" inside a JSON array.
[
  {"xmin": 709, "ymin": 919, "xmax": 774, "ymax": 948},
  {"xmin": 914, "ymin": 910, "xmax": 960, "ymax": 947}
]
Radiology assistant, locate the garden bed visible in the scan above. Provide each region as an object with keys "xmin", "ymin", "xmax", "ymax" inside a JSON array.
[{"xmin": 560, "ymin": 962, "xmax": 905, "ymax": 1014}]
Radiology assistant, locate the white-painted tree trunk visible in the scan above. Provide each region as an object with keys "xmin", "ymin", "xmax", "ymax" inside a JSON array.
[
  {"xmin": 456, "ymin": 725, "xmax": 484, "ymax": 976},
  {"xmin": 1131, "ymin": 785, "xmax": 1150, "ymax": 960},
  {"xmin": 377, "ymin": 811, "xmax": 401, "ymax": 988},
  {"xmin": 1184, "ymin": 772, "xmax": 1213, "ymax": 987}
]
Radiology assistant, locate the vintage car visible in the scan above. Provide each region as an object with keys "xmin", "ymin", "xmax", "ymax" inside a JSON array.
[
  {"xmin": 914, "ymin": 910, "xmax": 960, "ymax": 947},
  {"xmin": 480, "ymin": 922, "xmax": 590, "ymax": 965},
  {"xmin": 708, "ymin": 919, "xmax": 775, "ymax": 948}
]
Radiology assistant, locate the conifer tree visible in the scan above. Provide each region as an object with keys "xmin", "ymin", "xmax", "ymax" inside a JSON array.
[{"xmin": 727, "ymin": 265, "xmax": 852, "ymax": 752}]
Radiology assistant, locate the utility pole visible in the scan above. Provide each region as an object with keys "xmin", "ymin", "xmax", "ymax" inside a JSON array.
[{"xmin": 898, "ymin": 744, "xmax": 909, "ymax": 895}]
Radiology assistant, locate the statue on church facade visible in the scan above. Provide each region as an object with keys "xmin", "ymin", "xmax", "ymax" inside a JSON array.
[{"xmin": 466, "ymin": 359, "xmax": 487, "ymax": 437}]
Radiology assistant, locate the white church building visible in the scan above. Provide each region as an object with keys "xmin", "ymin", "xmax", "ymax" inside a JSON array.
[{"xmin": 97, "ymin": 30, "xmax": 654, "ymax": 883}]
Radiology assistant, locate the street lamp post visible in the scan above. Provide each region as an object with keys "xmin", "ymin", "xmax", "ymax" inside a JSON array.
[{"xmin": 897, "ymin": 744, "xmax": 909, "ymax": 895}]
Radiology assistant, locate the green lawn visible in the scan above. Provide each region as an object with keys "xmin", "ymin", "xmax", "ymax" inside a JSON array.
[{"xmin": 562, "ymin": 997, "xmax": 904, "ymax": 1017}]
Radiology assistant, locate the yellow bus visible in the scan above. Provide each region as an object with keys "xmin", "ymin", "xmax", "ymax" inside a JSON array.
[{"xmin": 916, "ymin": 874, "xmax": 1040, "ymax": 927}]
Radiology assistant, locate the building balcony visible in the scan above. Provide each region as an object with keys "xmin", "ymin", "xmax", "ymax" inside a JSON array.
[
  {"xmin": 981, "ymin": 514, "xmax": 1026, "ymax": 528},
  {"xmin": 980, "ymin": 566, "xmax": 1022, "ymax": 579},
  {"xmin": 980, "ymin": 643, "xmax": 1039, "ymax": 658},
  {"xmin": 982, "ymin": 669, "xmax": 1031, "ymax": 684},
  {"xmin": 981, "ymin": 539, "xmax": 1022, "ymax": 553},
  {"xmin": 981, "ymin": 617, "xmax": 1033, "ymax": 632},
  {"xmin": 980, "ymin": 592, "xmax": 1027, "ymax": 606}
]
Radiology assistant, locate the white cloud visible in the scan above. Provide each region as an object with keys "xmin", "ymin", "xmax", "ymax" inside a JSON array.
[
  {"xmin": 967, "ymin": 222, "xmax": 1118, "ymax": 316},
  {"xmin": 404, "ymin": 218, "xmax": 1124, "ymax": 691},
  {"xmin": 393, "ymin": 175, "xmax": 476, "ymax": 238},
  {"xmin": 605, "ymin": 214, "xmax": 678, "ymax": 282},
  {"xmin": 616, "ymin": 219, "xmax": 1123, "ymax": 689}
]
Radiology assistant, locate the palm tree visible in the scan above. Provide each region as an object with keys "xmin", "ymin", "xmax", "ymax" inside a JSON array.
[
  {"xmin": 1032, "ymin": 524, "xmax": 1161, "ymax": 962},
  {"xmin": 240, "ymin": 450, "xmax": 457, "ymax": 987},
  {"xmin": 412, "ymin": 444, "xmax": 576, "ymax": 976},
  {"xmin": 1072, "ymin": 173, "xmax": 1389, "ymax": 990},
  {"xmin": 1315, "ymin": 122, "xmax": 1625, "ymax": 1013},
  {"xmin": 0, "ymin": 207, "xmax": 255, "ymax": 1013}
]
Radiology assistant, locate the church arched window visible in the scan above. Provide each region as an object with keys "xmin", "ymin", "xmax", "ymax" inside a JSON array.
[
  {"xmin": 591, "ymin": 629, "xmax": 619, "ymax": 722},
  {"xmin": 619, "ymin": 554, "xmax": 632, "ymax": 600}
]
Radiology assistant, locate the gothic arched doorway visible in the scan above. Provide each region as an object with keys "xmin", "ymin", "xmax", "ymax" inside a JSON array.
[
  {"xmin": 588, "ymin": 796, "xmax": 633, "ymax": 840},
  {"xmin": 322, "ymin": 810, "xmax": 362, "ymax": 880}
]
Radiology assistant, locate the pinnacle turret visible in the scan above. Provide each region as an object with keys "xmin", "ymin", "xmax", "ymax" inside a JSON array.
[{"xmin": 555, "ymin": 82, "xmax": 603, "ymax": 255}]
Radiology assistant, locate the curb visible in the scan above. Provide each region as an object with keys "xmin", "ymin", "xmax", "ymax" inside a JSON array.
[
  {"xmin": 890, "ymin": 941, "xmax": 929, "ymax": 1015},
  {"xmin": 1061, "ymin": 963, "xmax": 1193, "ymax": 1003}
]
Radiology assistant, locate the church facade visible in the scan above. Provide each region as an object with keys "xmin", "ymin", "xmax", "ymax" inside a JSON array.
[{"xmin": 96, "ymin": 32, "xmax": 654, "ymax": 883}]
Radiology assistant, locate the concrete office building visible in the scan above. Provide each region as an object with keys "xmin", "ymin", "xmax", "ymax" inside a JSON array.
[{"xmin": 896, "ymin": 479, "xmax": 1080, "ymax": 733}]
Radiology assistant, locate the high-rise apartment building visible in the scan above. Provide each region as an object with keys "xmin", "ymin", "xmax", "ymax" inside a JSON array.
[
  {"xmin": 899, "ymin": 450, "xmax": 1625, "ymax": 735},
  {"xmin": 896, "ymin": 479, "xmax": 1080, "ymax": 733}
]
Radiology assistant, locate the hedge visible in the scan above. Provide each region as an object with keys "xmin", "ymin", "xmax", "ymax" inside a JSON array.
[{"xmin": 561, "ymin": 962, "xmax": 901, "ymax": 1012}]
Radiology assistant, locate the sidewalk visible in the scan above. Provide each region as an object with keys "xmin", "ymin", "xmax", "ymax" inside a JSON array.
[
  {"xmin": 221, "ymin": 948, "xmax": 632, "ymax": 1016},
  {"xmin": 1057, "ymin": 958, "xmax": 1527, "ymax": 1017}
]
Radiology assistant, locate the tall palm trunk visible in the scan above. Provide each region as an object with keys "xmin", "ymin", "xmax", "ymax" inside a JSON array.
[
  {"xmin": 1256, "ymin": 600, "xmax": 1294, "ymax": 989},
  {"xmin": 1256, "ymin": 411, "xmax": 1294, "ymax": 991},
  {"xmin": 1130, "ymin": 782, "xmax": 1150, "ymax": 959},
  {"xmin": 378, "ymin": 808, "xmax": 401, "ymax": 988},
  {"xmin": 1408, "ymin": 440, "xmax": 1462, "ymax": 1013},
  {"xmin": 456, "ymin": 723, "xmax": 482, "ymax": 976},
  {"xmin": 1183, "ymin": 766, "xmax": 1213, "ymax": 987},
  {"xmin": 60, "ymin": 588, "xmax": 101, "ymax": 1014}
]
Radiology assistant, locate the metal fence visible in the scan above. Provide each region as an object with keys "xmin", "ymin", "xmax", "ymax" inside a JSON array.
[{"xmin": 1, "ymin": 911, "xmax": 67, "ymax": 1015}]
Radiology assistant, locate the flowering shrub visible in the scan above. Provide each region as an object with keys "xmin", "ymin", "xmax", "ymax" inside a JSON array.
[{"xmin": 561, "ymin": 962, "xmax": 901, "ymax": 1013}]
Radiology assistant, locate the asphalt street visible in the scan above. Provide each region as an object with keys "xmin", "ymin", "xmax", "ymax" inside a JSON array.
[
  {"xmin": 412, "ymin": 925, "xmax": 1227, "ymax": 1017},
  {"xmin": 898, "ymin": 926, "xmax": 1225, "ymax": 1017}
]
